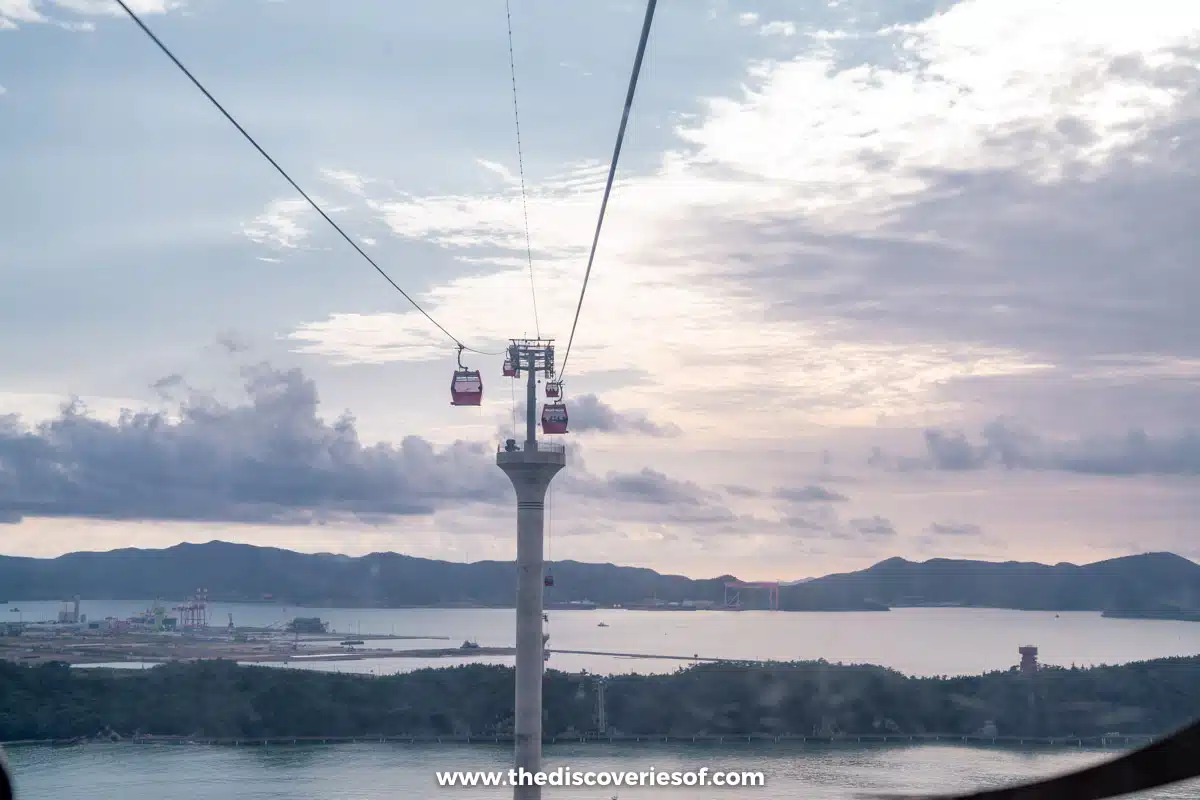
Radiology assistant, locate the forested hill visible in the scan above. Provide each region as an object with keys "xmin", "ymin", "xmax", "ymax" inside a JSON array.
[
  {"xmin": 3, "ymin": 656, "xmax": 1199, "ymax": 741},
  {"xmin": 1, "ymin": 541, "xmax": 1197, "ymax": 612},
  {"xmin": 0, "ymin": 541, "xmax": 729, "ymax": 608},
  {"xmin": 783, "ymin": 551, "xmax": 1200, "ymax": 612}
]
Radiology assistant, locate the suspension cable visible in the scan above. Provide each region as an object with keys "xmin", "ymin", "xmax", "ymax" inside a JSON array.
[
  {"xmin": 504, "ymin": 0, "xmax": 541, "ymax": 339},
  {"xmin": 112, "ymin": 0, "xmax": 502, "ymax": 356},
  {"xmin": 557, "ymin": 0, "xmax": 658, "ymax": 378}
]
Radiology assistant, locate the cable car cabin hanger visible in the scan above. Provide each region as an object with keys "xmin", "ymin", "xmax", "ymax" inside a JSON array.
[{"xmin": 450, "ymin": 345, "xmax": 483, "ymax": 406}]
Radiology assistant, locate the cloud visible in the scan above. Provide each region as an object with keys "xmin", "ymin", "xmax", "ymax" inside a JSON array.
[
  {"xmin": 0, "ymin": 0, "xmax": 178, "ymax": 29},
  {"xmin": 780, "ymin": 511, "xmax": 832, "ymax": 533},
  {"xmin": 0, "ymin": 358, "xmax": 728, "ymax": 530},
  {"xmin": 557, "ymin": 61, "xmax": 593, "ymax": 78},
  {"xmin": 319, "ymin": 168, "xmax": 373, "ymax": 197},
  {"xmin": 0, "ymin": 0, "xmax": 49, "ymax": 27},
  {"xmin": 567, "ymin": 466, "xmax": 723, "ymax": 507},
  {"xmin": 879, "ymin": 419, "xmax": 1200, "ymax": 476},
  {"xmin": 0, "ymin": 362, "xmax": 511, "ymax": 525},
  {"xmin": 847, "ymin": 516, "xmax": 897, "ymax": 538},
  {"xmin": 564, "ymin": 395, "xmax": 681, "ymax": 437},
  {"xmin": 736, "ymin": 12, "xmax": 758, "ymax": 26},
  {"xmin": 552, "ymin": 466, "xmax": 740, "ymax": 530},
  {"xmin": 759, "ymin": 21, "xmax": 796, "ymax": 37},
  {"xmin": 278, "ymin": 0, "xmax": 1200, "ymax": 446},
  {"xmin": 241, "ymin": 198, "xmax": 317, "ymax": 251},
  {"xmin": 42, "ymin": 0, "xmax": 181, "ymax": 14},
  {"xmin": 150, "ymin": 373, "xmax": 186, "ymax": 400},
  {"xmin": 286, "ymin": 313, "xmax": 453, "ymax": 365},
  {"xmin": 590, "ymin": 468, "xmax": 716, "ymax": 505},
  {"xmin": 772, "ymin": 484, "xmax": 848, "ymax": 503},
  {"xmin": 476, "ymin": 159, "xmax": 517, "ymax": 184},
  {"xmin": 776, "ymin": 507, "xmax": 899, "ymax": 542},
  {"xmin": 9, "ymin": 0, "xmax": 1197, "ymax": 572},
  {"xmin": 927, "ymin": 522, "xmax": 983, "ymax": 537},
  {"xmin": 216, "ymin": 334, "xmax": 250, "ymax": 355},
  {"xmin": 668, "ymin": 2, "xmax": 1200, "ymax": 376},
  {"xmin": 511, "ymin": 393, "xmax": 681, "ymax": 438},
  {"xmin": 914, "ymin": 521, "xmax": 1001, "ymax": 557},
  {"xmin": 363, "ymin": 161, "xmax": 615, "ymax": 261}
]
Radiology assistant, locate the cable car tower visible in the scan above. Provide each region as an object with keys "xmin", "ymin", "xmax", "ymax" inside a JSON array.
[{"xmin": 496, "ymin": 338, "xmax": 565, "ymax": 799}]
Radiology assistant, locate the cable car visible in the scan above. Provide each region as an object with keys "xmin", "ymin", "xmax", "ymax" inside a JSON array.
[
  {"xmin": 450, "ymin": 346, "xmax": 483, "ymax": 406},
  {"xmin": 502, "ymin": 357, "xmax": 517, "ymax": 378},
  {"xmin": 544, "ymin": 572, "xmax": 555, "ymax": 588},
  {"xmin": 541, "ymin": 402, "xmax": 568, "ymax": 434},
  {"xmin": 545, "ymin": 380, "xmax": 561, "ymax": 398}
]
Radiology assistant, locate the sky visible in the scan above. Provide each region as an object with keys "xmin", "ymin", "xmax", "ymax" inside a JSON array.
[{"xmin": 0, "ymin": 0, "xmax": 1198, "ymax": 580}]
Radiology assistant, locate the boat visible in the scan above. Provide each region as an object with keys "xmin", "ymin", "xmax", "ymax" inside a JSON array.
[
  {"xmin": 460, "ymin": 639, "xmax": 480, "ymax": 650},
  {"xmin": 597, "ymin": 622, "xmax": 609, "ymax": 628}
]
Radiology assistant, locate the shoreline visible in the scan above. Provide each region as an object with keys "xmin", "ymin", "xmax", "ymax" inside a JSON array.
[
  {"xmin": 0, "ymin": 628, "xmax": 505, "ymax": 667},
  {"xmin": 11, "ymin": 600, "xmax": 1198, "ymax": 615}
]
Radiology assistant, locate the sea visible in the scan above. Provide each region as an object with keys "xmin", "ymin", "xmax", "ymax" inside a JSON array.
[
  {"xmin": 6, "ymin": 600, "xmax": 1200, "ymax": 676},
  {"xmin": 6, "ymin": 740, "xmax": 1199, "ymax": 799},
  {"xmin": 4, "ymin": 602, "xmax": 1200, "ymax": 798}
]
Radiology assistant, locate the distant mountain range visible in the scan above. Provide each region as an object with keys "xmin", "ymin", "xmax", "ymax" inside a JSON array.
[
  {"xmin": 1, "ymin": 542, "xmax": 1198, "ymax": 614},
  {"xmin": 783, "ymin": 553, "xmax": 1200, "ymax": 613}
]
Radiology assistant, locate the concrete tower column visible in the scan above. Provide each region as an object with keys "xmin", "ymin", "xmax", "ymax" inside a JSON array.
[
  {"xmin": 498, "ymin": 455, "xmax": 563, "ymax": 799},
  {"xmin": 497, "ymin": 341, "xmax": 565, "ymax": 800}
]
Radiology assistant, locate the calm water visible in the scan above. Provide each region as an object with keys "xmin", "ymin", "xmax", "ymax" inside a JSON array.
[
  {"xmin": 5, "ymin": 742, "xmax": 1198, "ymax": 799},
  {"xmin": 7, "ymin": 603, "xmax": 1199, "ymax": 798},
  {"xmin": 7, "ymin": 600, "xmax": 1200, "ymax": 676}
]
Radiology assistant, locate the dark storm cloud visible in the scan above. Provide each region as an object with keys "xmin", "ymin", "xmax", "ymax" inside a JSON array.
[
  {"xmin": 514, "ymin": 394, "xmax": 680, "ymax": 437},
  {"xmin": 878, "ymin": 419, "xmax": 1200, "ymax": 476},
  {"xmin": 773, "ymin": 485, "xmax": 848, "ymax": 503},
  {"xmin": 0, "ymin": 363, "xmax": 510, "ymax": 525}
]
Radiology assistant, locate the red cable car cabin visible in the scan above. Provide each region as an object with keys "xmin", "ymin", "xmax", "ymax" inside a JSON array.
[
  {"xmin": 545, "ymin": 381, "xmax": 561, "ymax": 398},
  {"xmin": 544, "ymin": 573, "xmax": 555, "ymax": 587},
  {"xmin": 502, "ymin": 358, "xmax": 517, "ymax": 378},
  {"xmin": 450, "ymin": 369, "xmax": 483, "ymax": 406},
  {"xmin": 541, "ymin": 402, "xmax": 568, "ymax": 434}
]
